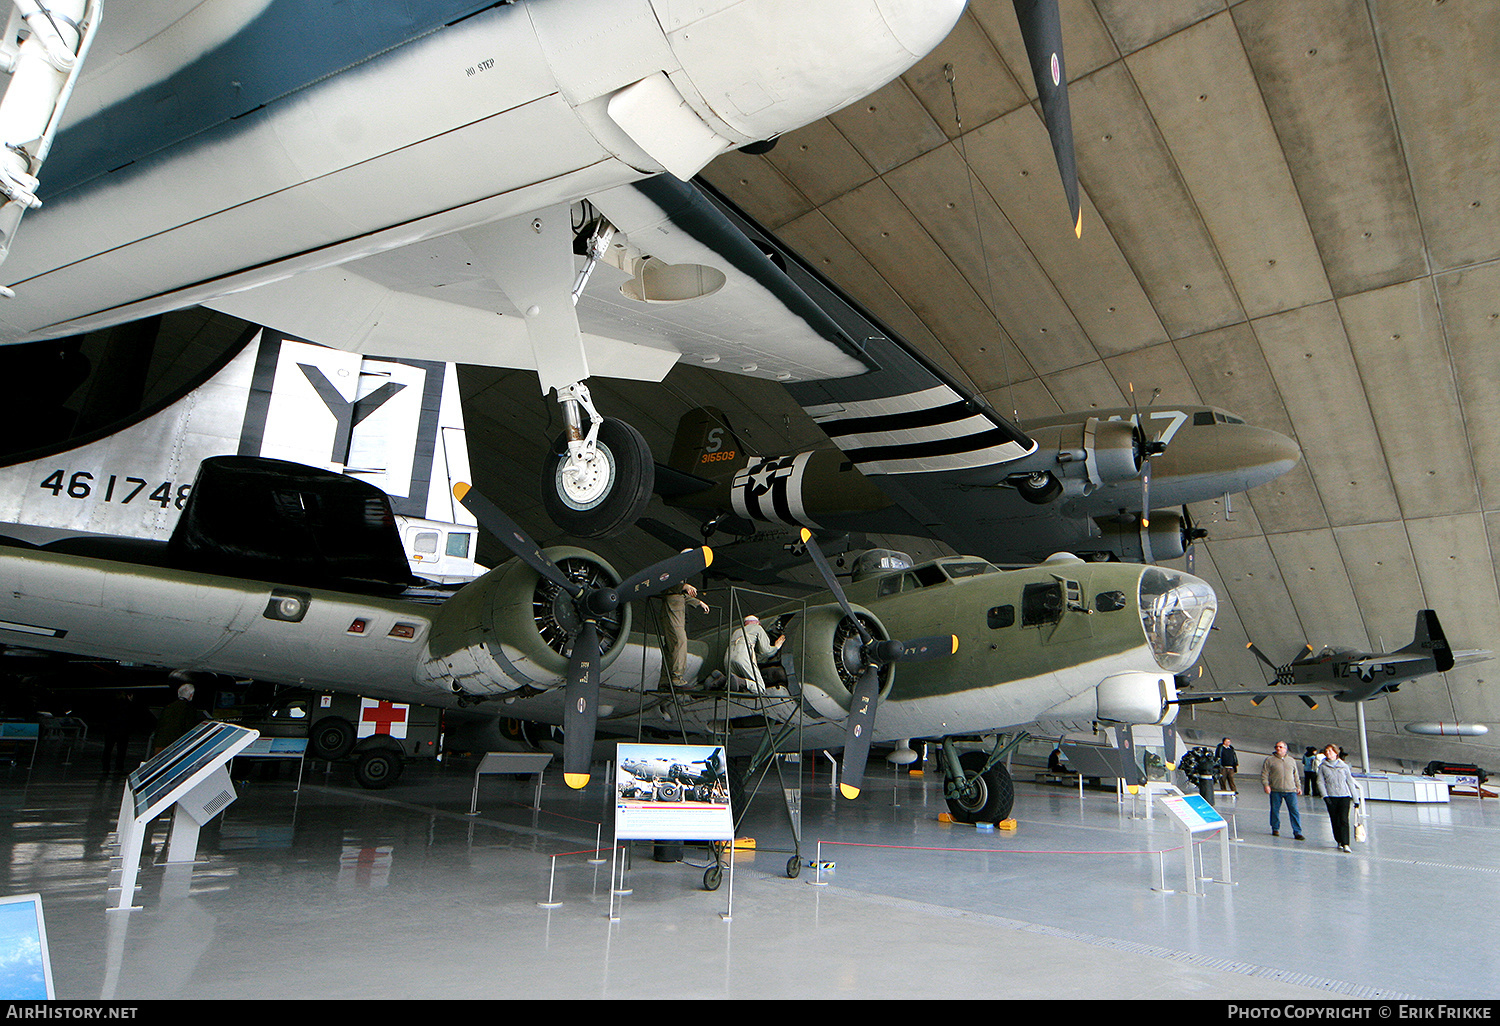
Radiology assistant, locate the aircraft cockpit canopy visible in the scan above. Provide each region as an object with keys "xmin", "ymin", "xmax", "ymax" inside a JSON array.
[
  {"xmin": 1138, "ymin": 567, "xmax": 1217, "ymax": 673},
  {"xmin": 1193, "ymin": 409, "xmax": 1248, "ymax": 427}
]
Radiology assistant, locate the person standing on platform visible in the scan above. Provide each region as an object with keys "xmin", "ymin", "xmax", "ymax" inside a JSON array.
[
  {"xmin": 659, "ymin": 581, "xmax": 710, "ymax": 690},
  {"xmin": 1260, "ymin": 740, "xmax": 1305, "ymax": 839},
  {"xmin": 1317, "ymin": 743, "xmax": 1363, "ymax": 852}
]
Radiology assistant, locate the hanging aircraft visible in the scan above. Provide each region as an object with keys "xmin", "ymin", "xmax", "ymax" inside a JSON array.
[
  {"xmin": 1175, "ymin": 610, "xmax": 1490, "ymax": 710},
  {"xmin": 0, "ymin": 444, "xmax": 1217, "ymax": 819},
  {"xmin": 0, "ymin": 0, "xmax": 1086, "ymax": 541},
  {"xmin": 657, "ymin": 400, "xmax": 1300, "ymax": 568},
  {"xmin": 0, "ymin": 323, "xmax": 485, "ymax": 584}
]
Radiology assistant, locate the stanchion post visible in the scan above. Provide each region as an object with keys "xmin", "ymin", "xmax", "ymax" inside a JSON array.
[{"xmin": 538, "ymin": 854, "xmax": 562, "ymax": 908}]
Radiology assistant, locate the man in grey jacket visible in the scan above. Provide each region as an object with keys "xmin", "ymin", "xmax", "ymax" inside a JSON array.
[{"xmin": 1260, "ymin": 740, "xmax": 1305, "ymax": 839}]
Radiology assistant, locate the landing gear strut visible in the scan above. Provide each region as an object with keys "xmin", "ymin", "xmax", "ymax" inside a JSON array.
[{"xmin": 541, "ymin": 382, "xmax": 653, "ymax": 537}]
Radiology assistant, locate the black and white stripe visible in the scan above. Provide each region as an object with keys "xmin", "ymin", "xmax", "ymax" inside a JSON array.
[
  {"xmin": 803, "ymin": 385, "xmax": 1030, "ymax": 475},
  {"xmin": 731, "ymin": 452, "xmax": 819, "ymax": 527}
]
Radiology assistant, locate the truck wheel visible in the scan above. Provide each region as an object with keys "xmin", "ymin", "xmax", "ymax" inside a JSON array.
[
  {"xmin": 354, "ymin": 750, "xmax": 403, "ymax": 790},
  {"xmin": 311, "ymin": 717, "xmax": 355, "ymax": 761}
]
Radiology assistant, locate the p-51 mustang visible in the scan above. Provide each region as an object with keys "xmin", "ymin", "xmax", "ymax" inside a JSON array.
[
  {"xmin": 0, "ymin": 0, "xmax": 1085, "ymax": 538},
  {"xmin": 0, "ymin": 451, "xmax": 1216, "ymax": 822},
  {"xmin": 1176, "ymin": 610, "xmax": 1490, "ymax": 710}
]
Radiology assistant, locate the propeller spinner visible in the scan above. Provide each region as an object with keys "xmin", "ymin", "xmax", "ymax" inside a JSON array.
[
  {"xmin": 799, "ymin": 529, "xmax": 956, "ymax": 799},
  {"xmin": 455, "ymin": 483, "xmax": 711, "ymax": 788}
]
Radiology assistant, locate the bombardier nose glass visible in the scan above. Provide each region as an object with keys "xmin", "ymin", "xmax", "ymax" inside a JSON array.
[{"xmin": 1139, "ymin": 568, "xmax": 1217, "ymax": 673}]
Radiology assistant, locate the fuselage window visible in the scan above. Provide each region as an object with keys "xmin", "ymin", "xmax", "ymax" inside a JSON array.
[
  {"xmin": 1095, "ymin": 590, "xmax": 1128, "ymax": 612},
  {"xmin": 412, "ymin": 531, "xmax": 439, "ymax": 555},
  {"xmin": 445, "ymin": 531, "xmax": 472, "ymax": 558},
  {"xmin": 988, "ymin": 605, "xmax": 1016, "ymax": 629}
]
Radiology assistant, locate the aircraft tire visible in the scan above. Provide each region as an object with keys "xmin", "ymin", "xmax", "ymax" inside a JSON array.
[
  {"xmin": 310, "ymin": 717, "xmax": 355, "ymax": 761},
  {"xmin": 703, "ymin": 864, "xmax": 723, "ymax": 891},
  {"xmin": 945, "ymin": 751, "xmax": 1015, "ymax": 825},
  {"xmin": 1014, "ymin": 472, "xmax": 1062, "ymax": 505},
  {"xmin": 353, "ymin": 749, "xmax": 404, "ymax": 790},
  {"xmin": 541, "ymin": 419, "xmax": 654, "ymax": 538}
]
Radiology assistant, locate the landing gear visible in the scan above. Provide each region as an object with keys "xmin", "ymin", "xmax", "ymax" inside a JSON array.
[
  {"xmin": 1013, "ymin": 471, "xmax": 1062, "ymax": 505},
  {"xmin": 943, "ymin": 750, "xmax": 1015, "ymax": 825},
  {"xmin": 540, "ymin": 384, "xmax": 653, "ymax": 537}
]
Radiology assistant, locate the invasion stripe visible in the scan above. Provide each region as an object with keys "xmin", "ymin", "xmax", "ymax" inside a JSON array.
[
  {"xmin": 805, "ymin": 385, "xmax": 959, "ymax": 422},
  {"xmin": 818, "ymin": 400, "xmax": 978, "ymax": 438},
  {"xmin": 840, "ymin": 428, "xmax": 1025, "ymax": 466}
]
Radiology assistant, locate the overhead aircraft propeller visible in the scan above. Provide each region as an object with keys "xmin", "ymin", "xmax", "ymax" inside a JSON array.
[
  {"xmin": 1128, "ymin": 384, "xmax": 1167, "ymax": 563},
  {"xmin": 798, "ymin": 529, "xmax": 957, "ymax": 800},
  {"xmin": 455, "ymin": 482, "xmax": 712, "ymax": 788},
  {"xmin": 1013, "ymin": 0, "xmax": 1082, "ymax": 237},
  {"xmin": 1246, "ymin": 640, "xmax": 1319, "ymax": 709}
]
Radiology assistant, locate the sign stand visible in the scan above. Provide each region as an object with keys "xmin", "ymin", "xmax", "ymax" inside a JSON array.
[
  {"xmin": 610, "ymin": 742, "xmax": 735, "ymax": 922},
  {"xmin": 110, "ymin": 721, "xmax": 259, "ymax": 911},
  {"xmin": 1153, "ymin": 791, "xmax": 1232, "ymax": 897}
]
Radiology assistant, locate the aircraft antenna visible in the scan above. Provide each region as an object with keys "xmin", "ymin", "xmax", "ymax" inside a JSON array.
[{"xmin": 945, "ymin": 63, "xmax": 1019, "ymax": 430}]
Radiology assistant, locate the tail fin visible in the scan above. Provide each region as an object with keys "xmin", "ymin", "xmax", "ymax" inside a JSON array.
[
  {"xmin": 668, "ymin": 406, "xmax": 747, "ymax": 484},
  {"xmin": 0, "ymin": 324, "xmax": 482, "ymax": 582},
  {"xmin": 1405, "ymin": 610, "xmax": 1454, "ymax": 673}
]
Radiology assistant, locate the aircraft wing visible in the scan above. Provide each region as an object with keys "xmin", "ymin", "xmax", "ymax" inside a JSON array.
[
  {"xmin": 203, "ymin": 178, "xmax": 871, "ymax": 388},
  {"xmin": 1172, "ymin": 685, "xmax": 1345, "ymax": 706}
]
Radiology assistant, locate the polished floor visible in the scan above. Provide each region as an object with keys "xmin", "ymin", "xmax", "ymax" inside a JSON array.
[{"xmin": 3, "ymin": 739, "xmax": 1497, "ymax": 1001}]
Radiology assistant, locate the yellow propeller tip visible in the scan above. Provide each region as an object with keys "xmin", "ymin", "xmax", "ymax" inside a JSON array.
[
  {"xmin": 800, "ymin": 528, "xmax": 811, "ymax": 543},
  {"xmin": 950, "ymin": 636, "xmax": 959, "ymax": 654},
  {"xmin": 453, "ymin": 482, "xmax": 470, "ymax": 501},
  {"xmin": 1075, "ymin": 210, "xmax": 1083, "ymax": 238},
  {"xmin": 564, "ymin": 773, "xmax": 590, "ymax": 789},
  {"xmin": 839, "ymin": 783, "xmax": 861, "ymax": 800},
  {"xmin": 702, "ymin": 546, "xmax": 713, "ymax": 568}
]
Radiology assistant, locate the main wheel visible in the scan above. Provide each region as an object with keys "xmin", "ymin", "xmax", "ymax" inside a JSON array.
[
  {"xmin": 353, "ymin": 749, "xmax": 403, "ymax": 790},
  {"xmin": 1014, "ymin": 471, "xmax": 1063, "ymax": 505},
  {"xmin": 541, "ymin": 419, "xmax": 653, "ymax": 538},
  {"xmin": 945, "ymin": 751, "xmax": 1014, "ymax": 825},
  {"xmin": 310, "ymin": 717, "xmax": 355, "ymax": 761}
]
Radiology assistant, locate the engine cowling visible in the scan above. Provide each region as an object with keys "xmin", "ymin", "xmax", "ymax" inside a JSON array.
[
  {"xmin": 418, "ymin": 546, "xmax": 632, "ymax": 697},
  {"xmin": 785, "ymin": 602, "xmax": 895, "ymax": 722},
  {"xmin": 1092, "ymin": 510, "xmax": 1190, "ymax": 563},
  {"xmin": 1097, "ymin": 672, "xmax": 1179, "ymax": 727},
  {"xmin": 1008, "ymin": 418, "xmax": 1142, "ymax": 503}
]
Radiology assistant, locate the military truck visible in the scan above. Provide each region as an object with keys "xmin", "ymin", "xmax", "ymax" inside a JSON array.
[{"xmin": 232, "ymin": 691, "xmax": 443, "ymax": 788}]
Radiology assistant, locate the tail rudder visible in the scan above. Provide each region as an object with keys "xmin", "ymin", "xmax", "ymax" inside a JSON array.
[
  {"xmin": 668, "ymin": 407, "xmax": 746, "ymax": 483},
  {"xmin": 1405, "ymin": 610, "xmax": 1454, "ymax": 673}
]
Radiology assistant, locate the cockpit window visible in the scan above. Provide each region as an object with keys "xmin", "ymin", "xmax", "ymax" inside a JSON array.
[
  {"xmin": 1194, "ymin": 411, "xmax": 1215, "ymax": 426},
  {"xmin": 1138, "ymin": 568, "xmax": 1216, "ymax": 673},
  {"xmin": 942, "ymin": 561, "xmax": 997, "ymax": 579}
]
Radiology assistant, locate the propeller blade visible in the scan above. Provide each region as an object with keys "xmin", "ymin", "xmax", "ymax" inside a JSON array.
[
  {"xmin": 455, "ymin": 482, "xmax": 580, "ymax": 598},
  {"xmin": 562, "ymin": 619, "xmax": 602, "ymax": 789},
  {"xmin": 839, "ymin": 666, "xmax": 882, "ymax": 800},
  {"xmin": 895, "ymin": 635, "xmax": 959, "ymax": 662},
  {"xmin": 1012, "ymin": 0, "xmax": 1081, "ymax": 237},
  {"xmin": 799, "ymin": 529, "xmax": 869, "ymax": 643},
  {"xmin": 1246, "ymin": 641, "xmax": 1279, "ymax": 672},
  {"xmin": 1300, "ymin": 695, "xmax": 1320, "ymax": 710},
  {"xmin": 615, "ymin": 546, "xmax": 713, "ymax": 605}
]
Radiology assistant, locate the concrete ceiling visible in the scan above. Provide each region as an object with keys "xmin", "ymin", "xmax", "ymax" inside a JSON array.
[
  {"xmin": 683, "ymin": 0, "xmax": 1500, "ymax": 768},
  {"xmin": 47, "ymin": 0, "xmax": 1500, "ymax": 771}
]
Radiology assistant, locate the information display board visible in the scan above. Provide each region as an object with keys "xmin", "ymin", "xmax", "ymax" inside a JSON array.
[
  {"xmin": 0, "ymin": 893, "xmax": 53, "ymax": 999},
  {"xmin": 614, "ymin": 743, "xmax": 733, "ymax": 841}
]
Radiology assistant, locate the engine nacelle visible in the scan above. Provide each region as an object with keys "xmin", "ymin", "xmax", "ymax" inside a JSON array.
[
  {"xmin": 418, "ymin": 547, "xmax": 631, "ymax": 697},
  {"xmin": 1096, "ymin": 672, "xmax": 1178, "ymax": 727},
  {"xmin": 1091, "ymin": 510, "xmax": 1190, "ymax": 563},
  {"xmin": 1008, "ymin": 418, "xmax": 1142, "ymax": 504},
  {"xmin": 784, "ymin": 602, "xmax": 894, "ymax": 722}
]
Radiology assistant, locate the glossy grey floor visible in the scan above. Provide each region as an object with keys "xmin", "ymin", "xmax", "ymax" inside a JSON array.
[{"xmin": 5, "ymin": 746, "xmax": 1496, "ymax": 1001}]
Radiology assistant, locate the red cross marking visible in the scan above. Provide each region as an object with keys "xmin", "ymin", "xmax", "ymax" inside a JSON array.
[{"xmin": 361, "ymin": 700, "xmax": 408, "ymax": 735}]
